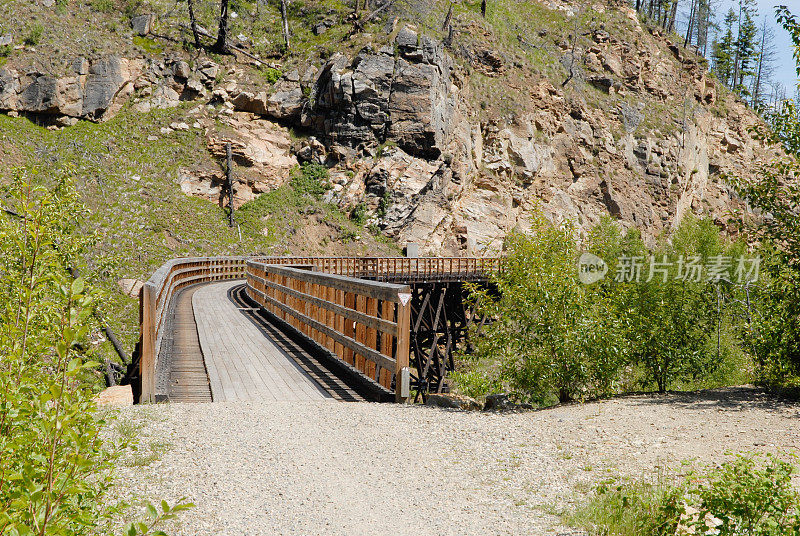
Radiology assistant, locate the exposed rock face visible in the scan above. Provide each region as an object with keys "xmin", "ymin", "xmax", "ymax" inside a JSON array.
[
  {"xmin": 0, "ymin": 2, "xmax": 782, "ymax": 255},
  {"xmin": 180, "ymin": 114, "xmax": 298, "ymax": 208},
  {"xmin": 0, "ymin": 56, "xmax": 221, "ymax": 121},
  {"xmin": 301, "ymin": 26, "xmax": 454, "ymax": 158},
  {"xmin": 0, "ymin": 56, "xmax": 144, "ymax": 120}
]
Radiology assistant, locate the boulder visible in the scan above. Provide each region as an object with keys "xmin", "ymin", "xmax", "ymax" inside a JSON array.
[
  {"xmin": 131, "ymin": 14, "xmax": 153, "ymax": 36},
  {"xmin": 483, "ymin": 393, "xmax": 516, "ymax": 411},
  {"xmin": 425, "ymin": 393, "xmax": 482, "ymax": 410},
  {"xmin": 117, "ymin": 278, "xmax": 144, "ymax": 297},
  {"xmin": 173, "ymin": 60, "xmax": 191, "ymax": 79},
  {"xmin": 303, "ymin": 27, "xmax": 453, "ymax": 158},
  {"xmin": 81, "ymin": 56, "xmax": 127, "ymax": 119},
  {"xmin": 231, "ymin": 90, "xmax": 268, "ymax": 115},
  {"xmin": 18, "ymin": 74, "xmax": 59, "ymax": 113},
  {"xmin": 95, "ymin": 385, "xmax": 134, "ymax": 407},
  {"xmin": 266, "ymin": 80, "xmax": 304, "ymax": 120},
  {"xmin": 0, "ymin": 68, "xmax": 20, "ymax": 109}
]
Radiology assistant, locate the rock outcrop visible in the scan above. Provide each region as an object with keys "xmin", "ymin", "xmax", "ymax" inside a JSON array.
[
  {"xmin": 0, "ymin": 56, "xmax": 144, "ymax": 121},
  {"xmin": 301, "ymin": 26, "xmax": 454, "ymax": 158}
]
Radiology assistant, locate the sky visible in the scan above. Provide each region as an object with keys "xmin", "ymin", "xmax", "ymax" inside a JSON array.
[{"xmin": 715, "ymin": 0, "xmax": 798, "ymax": 94}]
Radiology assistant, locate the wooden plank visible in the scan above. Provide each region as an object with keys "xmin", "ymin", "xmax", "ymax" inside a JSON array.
[
  {"xmin": 255, "ymin": 264, "xmax": 410, "ymax": 302},
  {"xmin": 193, "ymin": 281, "xmax": 331, "ymax": 402},
  {"xmin": 252, "ymin": 274, "xmax": 399, "ymax": 335},
  {"xmin": 366, "ymin": 297, "xmax": 378, "ymax": 379},
  {"xmin": 395, "ymin": 299, "xmax": 411, "ymax": 403},
  {"xmin": 251, "ymin": 288, "xmax": 397, "ymax": 372},
  {"xmin": 354, "ymin": 295, "xmax": 366, "ymax": 372}
]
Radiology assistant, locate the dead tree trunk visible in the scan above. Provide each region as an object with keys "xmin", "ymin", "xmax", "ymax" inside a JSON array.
[
  {"xmin": 212, "ymin": 0, "xmax": 231, "ymax": 54},
  {"xmin": 442, "ymin": 3, "xmax": 453, "ymax": 32},
  {"xmin": 187, "ymin": 0, "xmax": 202, "ymax": 48},
  {"xmin": 226, "ymin": 142, "xmax": 236, "ymax": 227},
  {"xmin": 280, "ymin": 0, "xmax": 290, "ymax": 51}
]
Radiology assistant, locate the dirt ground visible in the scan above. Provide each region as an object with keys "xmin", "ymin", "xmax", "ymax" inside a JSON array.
[{"xmin": 115, "ymin": 386, "xmax": 800, "ymax": 535}]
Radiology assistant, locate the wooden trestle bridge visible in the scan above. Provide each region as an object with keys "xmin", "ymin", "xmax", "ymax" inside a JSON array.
[{"xmin": 131, "ymin": 257, "xmax": 501, "ymax": 404}]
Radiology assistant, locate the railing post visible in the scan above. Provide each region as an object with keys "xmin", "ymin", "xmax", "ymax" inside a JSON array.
[
  {"xmin": 139, "ymin": 283, "xmax": 157, "ymax": 403},
  {"xmin": 395, "ymin": 298, "xmax": 411, "ymax": 403}
]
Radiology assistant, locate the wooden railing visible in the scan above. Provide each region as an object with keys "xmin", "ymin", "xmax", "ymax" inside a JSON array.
[
  {"xmin": 138, "ymin": 255, "xmax": 501, "ymax": 403},
  {"xmin": 248, "ymin": 257, "xmax": 502, "ymax": 282},
  {"xmin": 246, "ymin": 262, "xmax": 412, "ymax": 402},
  {"xmin": 139, "ymin": 256, "xmax": 248, "ymax": 402}
]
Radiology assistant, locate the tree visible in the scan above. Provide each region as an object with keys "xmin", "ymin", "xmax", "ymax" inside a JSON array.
[
  {"xmin": 187, "ymin": 0, "xmax": 201, "ymax": 48},
  {"xmin": 731, "ymin": 0, "xmax": 758, "ymax": 95},
  {"xmin": 712, "ymin": 9, "xmax": 737, "ymax": 86},
  {"xmin": 211, "ymin": 0, "xmax": 231, "ymax": 54},
  {"xmin": 614, "ymin": 217, "xmax": 727, "ymax": 392},
  {"xmin": 455, "ymin": 215, "xmax": 627, "ymax": 404},
  {"xmin": 750, "ymin": 17, "xmax": 777, "ymax": 111},
  {"xmin": 729, "ymin": 6, "xmax": 800, "ymax": 380}
]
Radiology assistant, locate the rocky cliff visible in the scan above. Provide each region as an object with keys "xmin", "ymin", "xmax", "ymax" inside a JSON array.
[{"xmin": 0, "ymin": 0, "xmax": 781, "ymax": 255}]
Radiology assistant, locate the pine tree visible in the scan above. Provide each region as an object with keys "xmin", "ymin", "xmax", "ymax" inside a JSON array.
[
  {"xmin": 712, "ymin": 9, "xmax": 737, "ymax": 86},
  {"xmin": 731, "ymin": 0, "xmax": 758, "ymax": 95}
]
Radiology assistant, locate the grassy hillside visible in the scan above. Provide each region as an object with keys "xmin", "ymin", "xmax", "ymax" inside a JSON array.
[{"xmin": 0, "ymin": 103, "xmax": 396, "ymax": 369}]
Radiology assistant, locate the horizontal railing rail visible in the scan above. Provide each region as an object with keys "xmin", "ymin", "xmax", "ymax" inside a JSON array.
[{"xmin": 246, "ymin": 262, "xmax": 412, "ymax": 402}]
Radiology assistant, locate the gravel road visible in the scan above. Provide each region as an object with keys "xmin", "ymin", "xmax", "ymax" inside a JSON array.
[{"xmin": 114, "ymin": 387, "xmax": 800, "ymax": 536}]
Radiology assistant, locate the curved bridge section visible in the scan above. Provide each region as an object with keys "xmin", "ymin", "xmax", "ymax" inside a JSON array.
[{"xmin": 135, "ymin": 256, "xmax": 500, "ymax": 403}]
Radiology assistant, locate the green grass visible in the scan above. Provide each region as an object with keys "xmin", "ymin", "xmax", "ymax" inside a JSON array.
[
  {"xmin": 0, "ymin": 107, "xmax": 272, "ymax": 367},
  {"xmin": 565, "ymin": 472, "xmax": 684, "ymax": 536},
  {"xmin": 133, "ymin": 36, "xmax": 164, "ymax": 54}
]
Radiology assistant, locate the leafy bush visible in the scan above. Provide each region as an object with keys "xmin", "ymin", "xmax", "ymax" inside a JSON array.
[
  {"xmin": 728, "ymin": 8, "xmax": 800, "ymax": 383},
  {"xmin": 0, "ymin": 173, "xmax": 112, "ymax": 534},
  {"xmin": 0, "ymin": 170, "xmax": 189, "ymax": 535},
  {"xmin": 91, "ymin": 0, "xmax": 115, "ymax": 12},
  {"xmin": 455, "ymin": 213, "xmax": 627, "ymax": 404},
  {"xmin": 568, "ymin": 453, "xmax": 800, "ymax": 536},
  {"xmin": 24, "ymin": 23, "xmax": 44, "ymax": 46},
  {"xmin": 455, "ymin": 213, "xmax": 747, "ymax": 401},
  {"xmin": 260, "ymin": 67, "xmax": 283, "ymax": 85},
  {"xmin": 614, "ymin": 217, "xmax": 729, "ymax": 392},
  {"xmin": 0, "ymin": 44, "xmax": 11, "ymax": 57},
  {"xmin": 691, "ymin": 453, "xmax": 800, "ymax": 536},
  {"xmin": 568, "ymin": 475, "xmax": 684, "ymax": 536},
  {"xmin": 350, "ymin": 202, "xmax": 368, "ymax": 225}
]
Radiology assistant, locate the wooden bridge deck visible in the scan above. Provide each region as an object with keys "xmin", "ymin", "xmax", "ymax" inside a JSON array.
[
  {"xmin": 141, "ymin": 256, "xmax": 500, "ymax": 403},
  {"xmin": 193, "ymin": 281, "xmax": 333, "ymax": 402},
  {"xmin": 161, "ymin": 280, "xmax": 374, "ymax": 403}
]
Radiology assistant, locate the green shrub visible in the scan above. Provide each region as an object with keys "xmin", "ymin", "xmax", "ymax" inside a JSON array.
[
  {"xmin": 350, "ymin": 202, "xmax": 368, "ymax": 225},
  {"xmin": 691, "ymin": 453, "xmax": 800, "ymax": 536},
  {"xmin": 133, "ymin": 36, "xmax": 164, "ymax": 54},
  {"xmin": 455, "ymin": 212, "xmax": 627, "ymax": 404},
  {"xmin": 568, "ymin": 453, "xmax": 800, "ymax": 536},
  {"xmin": 613, "ymin": 217, "xmax": 729, "ymax": 392},
  {"xmin": 0, "ymin": 170, "xmax": 189, "ymax": 535},
  {"xmin": 377, "ymin": 190, "xmax": 391, "ymax": 218},
  {"xmin": 568, "ymin": 475, "xmax": 684, "ymax": 536},
  {"xmin": 261, "ymin": 67, "xmax": 283, "ymax": 85},
  {"xmin": 0, "ymin": 44, "xmax": 11, "ymax": 57},
  {"xmin": 290, "ymin": 162, "xmax": 329, "ymax": 198},
  {"xmin": 91, "ymin": 0, "xmax": 115, "ymax": 11},
  {"xmin": 24, "ymin": 23, "xmax": 44, "ymax": 46},
  {"xmin": 456, "ymin": 213, "xmax": 749, "ymax": 401}
]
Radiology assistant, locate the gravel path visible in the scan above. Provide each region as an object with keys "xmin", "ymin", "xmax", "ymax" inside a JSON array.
[{"xmin": 114, "ymin": 387, "xmax": 800, "ymax": 536}]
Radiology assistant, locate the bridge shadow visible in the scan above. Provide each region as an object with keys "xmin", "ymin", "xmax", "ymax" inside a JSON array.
[
  {"xmin": 623, "ymin": 386, "xmax": 800, "ymax": 416},
  {"xmin": 227, "ymin": 284, "xmax": 389, "ymax": 403}
]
